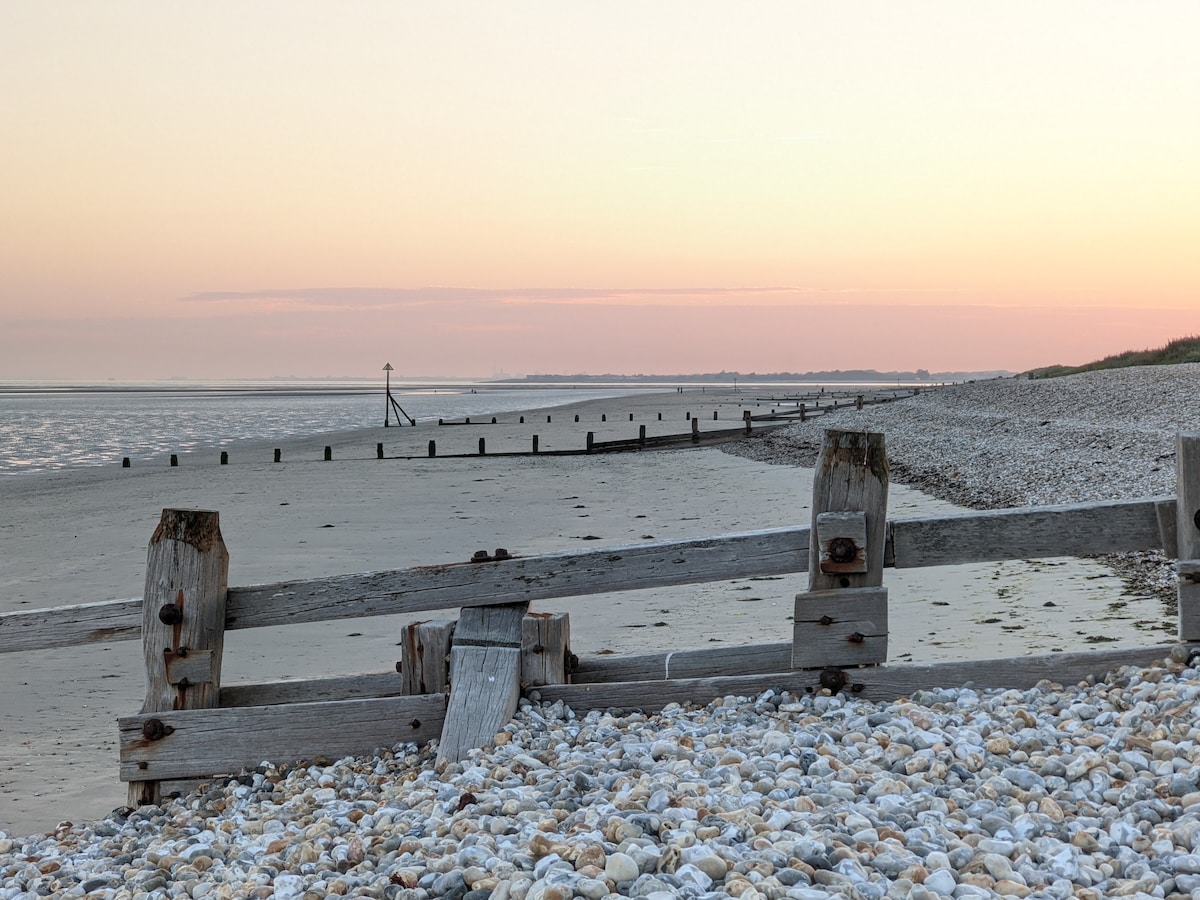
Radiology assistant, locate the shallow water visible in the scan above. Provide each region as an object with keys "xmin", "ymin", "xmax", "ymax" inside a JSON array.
[{"xmin": 0, "ymin": 384, "xmax": 648, "ymax": 475}]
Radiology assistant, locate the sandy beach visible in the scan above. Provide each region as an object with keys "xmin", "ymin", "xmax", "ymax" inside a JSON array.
[{"xmin": 0, "ymin": 385, "xmax": 1168, "ymax": 837}]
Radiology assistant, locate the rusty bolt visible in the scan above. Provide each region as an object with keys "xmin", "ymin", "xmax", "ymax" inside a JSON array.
[
  {"xmin": 157, "ymin": 604, "xmax": 183, "ymax": 625},
  {"xmin": 532, "ymin": 643, "xmax": 545, "ymax": 655},
  {"xmin": 142, "ymin": 718, "xmax": 174, "ymax": 741},
  {"xmin": 818, "ymin": 615, "xmax": 834, "ymax": 626},
  {"xmin": 851, "ymin": 683, "xmax": 865, "ymax": 693},
  {"xmin": 848, "ymin": 631, "xmax": 866, "ymax": 644},
  {"xmin": 828, "ymin": 537, "xmax": 858, "ymax": 564},
  {"xmin": 409, "ymin": 719, "xmax": 421, "ymax": 729},
  {"xmin": 819, "ymin": 667, "xmax": 847, "ymax": 693}
]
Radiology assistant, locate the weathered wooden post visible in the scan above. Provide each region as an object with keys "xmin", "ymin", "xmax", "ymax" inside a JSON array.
[
  {"xmin": 629, "ymin": 413, "xmax": 634, "ymax": 422},
  {"xmin": 324, "ymin": 446, "xmax": 332, "ymax": 461},
  {"xmin": 438, "ymin": 602, "xmax": 529, "ymax": 763},
  {"xmin": 691, "ymin": 418, "xmax": 699, "ymax": 442},
  {"xmin": 744, "ymin": 410, "xmax": 752, "ymax": 435},
  {"xmin": 520, "ymin": 416, "xmax": 525, "ymax": 423},
  {"xmin": 478, "ymin": 437, "xmax": 486, "ymax": 456},
  {"xmin": 793, "ymin": 430, "xmax": 889, "ymax": 670},
  {"xmin": 574, "ymin": 415, "xmax": 579, "ymax": 422},
  {"xmin": 428, "ymin": 440, "xmax": 436, "ymax": 457},
  {"xmin": 128, "ymin": 509, "xmax": 229, "ymax": 807},
  {"xmin": 587, "ymin": 431, "xmax": 594, "ymax": 452},
  {"xmin": 1177, "ymin": 434, "xmax": 1200, "ymax": 642},
  {"xmin": 123, "ymin": 457, "xmax": 131, "ymax": 468},
  {"xmin": 220, "ymin": 451, "xmax": 228, "ymax": 465},
  {"xmin": 639, "ymin": 424, "xmax": 646, "ymax": 446},
  {"xmin": 602, "ymin": 414, "xmax": 607, "ymax": 422},
  {"xmin": 713, "ymin": 410, "xmax": 718, "ymax": 420},
  {"xmin": 400, "ymin": 620, "xmax": 457, "ymax": 694},
  {"xmin": 800, "ymin": 404, "xmax": 806, "ymax": 422},
  {"xmin": 376, "ymin": 443, "xmax": 384, "ymax": 459},
  {"xmin": 170, "ymin": 454, "xmax": 178, "ymax": 467},
  {"xmin": 274, "ymin": 449, "xmax": 281, "ymax": 463},
  {"xmin": 856, "ymin": 394, "xmax": 864, "ymax": 410},
  {"xmin": 532, "ymin": 435, "xmax": 539, "ymax": 454},
  {"xmin": 522, "ymin": 612, "xmax": 572, "ymax": 686}
]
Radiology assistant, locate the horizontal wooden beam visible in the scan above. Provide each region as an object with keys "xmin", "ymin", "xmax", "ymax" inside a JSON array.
[
  {"xmin": 3, "ymin": 497, "xmax": 1178, "ymax": 655},
  {"xmin": 219, "ymin": 671, "xmax": 409, "ymax": 708},
  {"xmin": 538, "ymin": 645, "xmax": 1176, "ymax": 712},
  {"xmin": 224, "ymin": 527, "xmax": 811, "ymax": 630},
  {"xmin": 119, "ymin": 694, "xmax": 446, "ymax": 782},
  {"xmin": 571, "ymin": 642, "xmax": 794, "ymax": 683},
  {"xmin": 0, "ymin": 597, "xmax": 141, "ymax": 654},
  {"xmin": 890, "ymin": 497, "xmax": 1170, "ymax": 568}
]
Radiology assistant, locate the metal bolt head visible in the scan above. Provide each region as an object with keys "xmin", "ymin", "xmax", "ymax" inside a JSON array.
[{"xmin": 157, "ymin": 604, "xmax": 183, "ymax": 625}]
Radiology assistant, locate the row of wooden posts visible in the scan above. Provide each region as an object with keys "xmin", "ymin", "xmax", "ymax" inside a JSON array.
[
  {"xmin": 5, "ymin": 428, "xmax": 1197, "ymax": 807},
  {"xmin": 118, "ymin": 392, "xmax": 901, "ymax": 467}
]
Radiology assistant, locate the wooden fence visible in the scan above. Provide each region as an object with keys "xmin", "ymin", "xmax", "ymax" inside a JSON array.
[{"xmin": 2, "ymin": 430, "xmax": 1198, "ymax": 808}]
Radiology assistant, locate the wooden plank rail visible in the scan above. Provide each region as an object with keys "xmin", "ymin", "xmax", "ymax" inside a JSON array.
[
  {"xmin": 539, "ymin": 645, "xmax": 1177, "ymax": 714},
  {"xmin": 1, "ymin": 497, "xmax": 1178, "ymax": 655},
  {"xmin": 119, "ymin": 695, "xmax": 446, "ymax": 783}
]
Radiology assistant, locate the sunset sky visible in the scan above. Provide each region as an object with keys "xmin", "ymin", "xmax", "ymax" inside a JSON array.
[{"xmin": 1, "ymin": 2, "xmax": 1197, "ymax": 380}]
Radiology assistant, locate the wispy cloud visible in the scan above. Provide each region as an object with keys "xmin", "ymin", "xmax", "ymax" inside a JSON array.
[{"xmin": 178, "ymin": 285, "xmax": 1124, "ymax": 314}]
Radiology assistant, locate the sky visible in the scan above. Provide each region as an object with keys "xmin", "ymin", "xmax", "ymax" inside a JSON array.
[{"xmin": 1, "ymin": 2, "xmax": 1197, "ymax": 380}]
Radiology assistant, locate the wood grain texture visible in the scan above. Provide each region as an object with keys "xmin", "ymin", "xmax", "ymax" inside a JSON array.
[
  {"xmin": 1179, "ymin": 435, "xmax": 1200, "ymax": 561},
  {"xmin": 219, "ymin": 671, "xmax": 410, "ymax": 708},
  {"xmin": 119, "ymin": 695, "xmax": 446, "ymax": 782},
  {"xmin": 793, "ymin": 587, "xmax": 888, "ymax": 669},
  {"xmin": 438, "ymin": 603, "xmax": 528, "ymax": 763},
  {"xmin": 536, "ymin": 646, "xmax": 1176, "ymax": 713},
  {"xmin": 1179, "ymin": 560, "xmax": 1200, "ymax": 643},
  {"xmin": 1, "ymin": 499, "xmax": 1180, "ymax": 656},
  {"xmin": 400, "ymin": 620, "xmax": 456, "ymax": 695},
  {"xmin": 521, "ymin": 612, "xmax": 570, "ymax": 686},
  {"xmin": 891, "ymin": 498, "xmax": 1168, "ymax": 568},
  {"xmin": 223, "ymin": 527, "xmax": 811, "ymax": 630},
  {"xmin": 131, "ymin": 509, "xmax": 229, "ymax": 807},
  {"xmin": 570, "ymin": 642, "xmax": 795, "ymax": 684},
  {"xmin": 808, "ymin": 430, "xmax": 888, "ymax": 592},
  {"xmin": 0, "ymin": 598, "xmax": 142, "ymax": 654}
]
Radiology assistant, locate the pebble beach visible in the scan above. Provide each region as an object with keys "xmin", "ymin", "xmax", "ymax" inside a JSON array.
[{"xmin": 5, "ymin": 365, "xmax": 1200, "ymax": 900}]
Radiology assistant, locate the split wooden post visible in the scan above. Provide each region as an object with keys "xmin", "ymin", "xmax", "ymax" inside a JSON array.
[
  {"xmin": 521, "ymin": 612, "xmax": 571, "ymax": 687},
  {"xmin": 1177, "ymin": 434, "xmax": 1200, "ymax": 642},
  {"xmin": 400, "ymin": 620, "xmax": 457, "ymax": 694},
  {"xmin": 438, "ymin": 602, "xmax": 529, "ymax": 762},
  {"xmin": 691, "ymin": 418, "xmax": 699, "ymax": 442},
  {"xmin": 793, "ymin": 430, "xmax": 889, "ymax": 669},
  {"xmin": 128, "ymin": 509, "xmax": 229, "ymax": 807}
]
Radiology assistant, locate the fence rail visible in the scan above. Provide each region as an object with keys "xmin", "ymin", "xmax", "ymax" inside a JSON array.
[{"xmin": 0, "ymin": 497, "xmax": 1173, "ymax": 654}]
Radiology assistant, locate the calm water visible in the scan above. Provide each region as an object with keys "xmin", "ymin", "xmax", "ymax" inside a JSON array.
[{"xmin": 0, "ymin": 382, "xmax": 658, "ymax": 476}]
